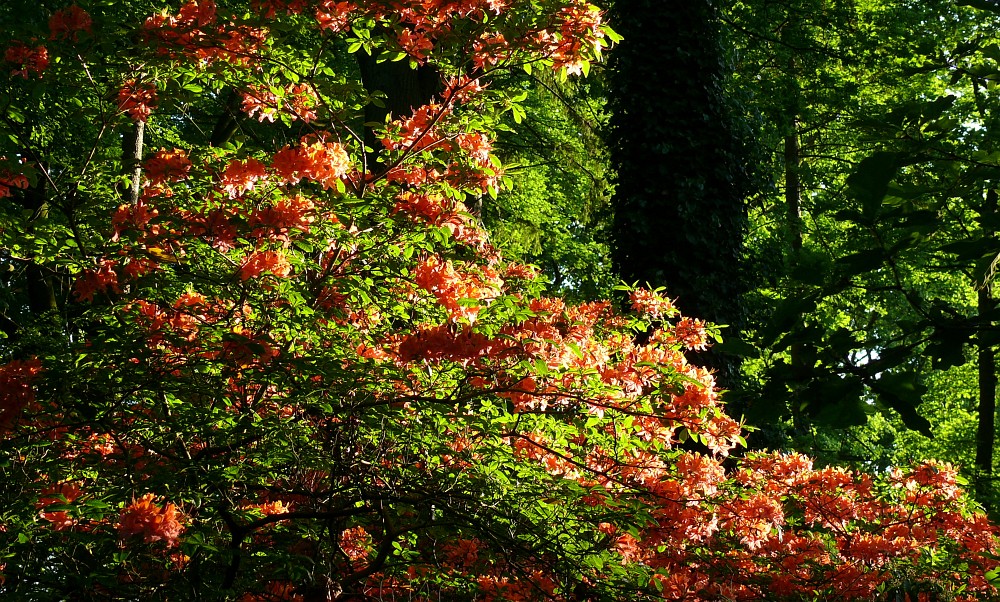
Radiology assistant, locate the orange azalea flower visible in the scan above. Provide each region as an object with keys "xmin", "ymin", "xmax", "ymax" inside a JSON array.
[
  {"xmin": 239, "ymin": 581, "xmax": 303, "ymax": 602},
  {"xmin": 673, "ymin": 316, "xmax": 709, "ymax": 350},
  {"xmin": 339, "ymin": 526, "xmax": 371, "ymax": 562},
  {"xmin": 629, "ymin": 288, "xmax": 674, "ymax": 318},
  {"xmin": 4, "ymin": 43, "xmax": 48, "ymax": 78},
  {"xmin": 118, "ymin": 80, "xmax": 158, "ymax": 121},
  {"xmin": 285, "ymin": 83, "xmax": 318, "ymax": 123},
  {"xmin": 73, "ymin": 259, "xmax": 121, "ymax": 302},
  {"xmin": 239, "ymin": 250, "xmax": 292, "ymax": 281},
  {"xmin": 49, "ymin": 5, "xmax": 92, "ymax": 40},
  {"xmin": 176, "ymin": 0, "xmax": 217, "ymax": 28},
  {"xmin": 456, "ymin": 131, "xmax": 493, "ymax": 164},
  {"xmin": 144, "ymin": 148, "xmax": 192, "ymax": 185},
  {"xmin": 413, "ymin": 256, "xmax": 500, "ymax": 323},
  {"xmin": 381, "ymin": 103, "xmax": 451, "ymax": 153},
  {"xmin": 271, "ymin": 136, "xmax": 350, "ymax": 189},
  {"xmin": 73, "ymin": 259, "xmax": 122, "ymax": 301},
  {"xmin": 241, "ymin": 86, "xmax": 280, "ymax": 123},
  {"xmin": 315, "ymin": 0, "xmax": 354, "ymax": 32},
  {"xmin": 252, "ymin": 0, "xmax": 309, "ymax": 18},
  {"xmin": 398, "ymin": 28, "xmax": 434, "ymax": 62},
  {"xmin": 37, "ymin": 482, "xmax": 82, "ymax": 531},
  {"xmin": 0, "ymin": 358, "xmax": 43, "ymax": 432},
  {"xmin": 0, "ymin": 168, "xmax": 29, "ymax": 198},
  {"xmin": 250, "ymin": 195, "xmax": 316, "ymax": 240},
  {"xmin": 118, "ymin": 493, "xmax": 185, "ymax": 547},
  {"xmin": 220, "ymin": 157, "xmax": 268, "ymax": 197}
]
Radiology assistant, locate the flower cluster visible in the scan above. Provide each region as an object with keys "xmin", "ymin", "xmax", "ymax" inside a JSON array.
[
  {"xmin": 4, "ymin": 43, "xmax": 48, "ymax": 78},
  {"xmin": 6, "ymin": 1, "xmax": 1000, "ymax": 600},
  {"xmin": 541, "ymin": 0, "xmax": 606, "ymax": 75},
  {"xmin": 37, "ymin": 483, "xmax": 82, "ymax": 531},
  {"xmin": 271, "ymin": 135, "xmax": 351, "ymax": 189},
  {"xmin": 0, "ymin": 358, "xmax": 43, "ymax": 432},
  {"xmin": 118, "ymin": 80, "xmax": 158, "ymax": 121},
  {"xmin": 239, "ymin": 250, "xmax": 292, "ymax": 281},
  {"xmin": 118, "ymin": 494, "xmax": 185, "ymax": 547},
  {"xmin": 241, "ymin": 83, "xmax": 319, "ymax": 123},
  {"xmin": 73, "ymin": 259, "xmax": 122, "ymax": 302},
  {"xmin": 0, "ymin": 162, "xmax": 29, "ymax": 198},
  {"xmin": 49, "ymin": 5, "xmax": 92, "ymax": 40},
  {"xmin": 413, "ymin": 256, "xmax": 502, "ymax": 322},
  {"xmin": 144, "ymin": 148, "xmax": 193, "ymax": 185},
  {"xmin": 142, "ymin": 0, "xmax": 267, "ymax": 66}
]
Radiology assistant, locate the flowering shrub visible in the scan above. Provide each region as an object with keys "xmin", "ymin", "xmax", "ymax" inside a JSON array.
[{"xmin": 0, "ymin": 1, "xmax": 997, "ymax": 600}]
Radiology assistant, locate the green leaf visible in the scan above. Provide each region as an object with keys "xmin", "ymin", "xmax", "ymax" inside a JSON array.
[
  {"xmin": 939, "ymin": 238, "xmax": 993, "ymax": 262},
  {"xmin": 847, "ymin": 152, "xmax": 903, "ymax": 218},
  {"xmin": 806, "ymin": 375, "xmax": 868, "ymax": 428},
  {"xmin": 760, "ymin": 294, "xmax": 819, "ymax": 345},
  {"xmin": 835, "ymin": 248, "xmax": 886, "ymax": 277},
  {"xmin": 713, "ymin": 337, "xmax": 760, "ymax": 359},
  {"xmin": 926, "ymin": 327, "xmax": 971, "ymax": 370}
]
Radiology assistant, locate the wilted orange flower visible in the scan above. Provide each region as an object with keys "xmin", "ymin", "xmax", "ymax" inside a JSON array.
[{"xmin": 118, "ymin": 493, "xmax": 185, "ymax": 547}]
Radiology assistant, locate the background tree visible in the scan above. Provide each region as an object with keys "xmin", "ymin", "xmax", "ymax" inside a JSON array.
[
  {"xmin": 727, "ymin": 0, "xmax": 1000, "ymax": 510},
  {"xmin": 606, "ymin": 0, "xmax": 755, "ymax": 392},
  {"xmin": 487, "ymin": 69, "xmax": 616, "ymax": 302}
]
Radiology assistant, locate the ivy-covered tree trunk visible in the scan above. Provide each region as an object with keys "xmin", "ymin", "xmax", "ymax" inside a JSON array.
[
  {"xmin": 607, "ymin": 0, "xmax": 751, "ymax": 390},
  {"xmin": 977, "ymin": 188, "xmax": 998, "ymax": 513}
]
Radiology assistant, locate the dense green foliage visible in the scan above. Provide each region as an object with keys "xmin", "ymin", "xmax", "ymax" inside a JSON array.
[
  {"xmin": 487, "ymin": 70, "xmax": 616, "ymax": 302},
  {"xmin": 727, "ymin": 0, "xmax": 1000, "ymax": 509}
]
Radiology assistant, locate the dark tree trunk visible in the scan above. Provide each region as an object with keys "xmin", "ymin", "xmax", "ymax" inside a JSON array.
[
  {"xmin": 976, "ymin": 188, "xmax": 998, "ymax": 513},
  {"xmin": 607, "ymin": 0, "xmax": 752, "ymax": 392},
  {"xmin": 356, "ymin": 55, "xmax": 441, "ymax": 164}
]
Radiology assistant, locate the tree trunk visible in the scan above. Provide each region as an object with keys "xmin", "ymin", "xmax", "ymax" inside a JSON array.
[
  {"xmin": 356, "ymin": 55, "xmax": 441, "ymax": 167},
  {"xmin": 122, "ymin": 120, "xmax": 145, "ymax": 205},
  {"xmin": 784, "ymin": 127, "xmax": 802, "ymax": 253},
  {"xmin": 607, "ymin": 0, "xmax": 752, "ymax": 392},
  {"xmin": 976, "ymin": 187, "xmax": 998, "ymax": 513}
]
